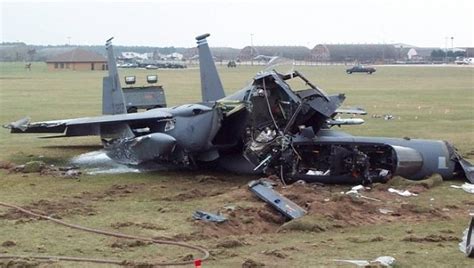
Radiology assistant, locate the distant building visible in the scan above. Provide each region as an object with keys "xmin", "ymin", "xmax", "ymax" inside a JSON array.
[
  {"xmin": 239, "ymin": 46, "xmax": 311, "ymax": 61},
  {"xmin": 310, "ymin": 44, "xmax": 399, "ymax": 63},
  {"xmin": 46, "ymin": 48, "xmax": 107, "ymax": 71},
  {"xmin": 153, "ymin": 52, "xmax": 184, "ymax": 61},
  {"xmin": 183, "ymin": 47, "xmax": 240, "ymax": 61},
  {"xmin": 402, "ymin": 47, "xmax": 435, "ymax": 61},
  {"xmin": 119, "ymin": 52, "xmax": 150, "ymax": 61},
  {"xmin": 464, "ymin": 47, "xmax": 474, "ymax": 57}
]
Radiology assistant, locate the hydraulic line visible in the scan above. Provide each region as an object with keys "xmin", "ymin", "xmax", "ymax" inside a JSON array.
[{"xmin": 0, "ymin": 201, "xmax": 210, "ymax": 266}]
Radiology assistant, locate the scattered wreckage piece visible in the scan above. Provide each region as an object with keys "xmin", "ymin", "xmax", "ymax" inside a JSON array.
[
  {"xmin": 192, "ymin": 210, "xmax": 227, "ymax": 223},
  {"xmin": 388, "ymin": 188, "xmax": 418, "ymax": 197},
  {"xmin": 248, "ymin": 179, "xmax": 306, "ymax": 220},
  {"xmin": 458, "ymin": 158, "xmax": 474, "ymax": 183},
  {"xmin": 460, "ymin": 216, "xmax": 474, "ymax": 258},
  {"xmin": 345, "ymin": 185, "xmax": 381, "ymax": 202},
  {"xmin": 450, "ymin": 183, "xmax": 474, "ymax": 194},
  {"xmin": 334, "ymin": 256, "xmax": 396, "ymax": 267}
]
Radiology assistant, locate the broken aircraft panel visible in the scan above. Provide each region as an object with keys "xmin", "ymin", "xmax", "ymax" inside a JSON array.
[{"xmin": 248, "ymin": 179, "xmax": 307, "ymax": 220}]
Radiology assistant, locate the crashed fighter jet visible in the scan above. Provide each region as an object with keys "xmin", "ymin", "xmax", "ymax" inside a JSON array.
[{"xmin": 4, "ymin": 34, "xmax": 473, "ymax": 185}]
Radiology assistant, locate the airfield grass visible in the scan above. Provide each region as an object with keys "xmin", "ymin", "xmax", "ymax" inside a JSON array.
[{"xmin": 0, "ymin": 62, "xmax": 473, "ymax": 267}]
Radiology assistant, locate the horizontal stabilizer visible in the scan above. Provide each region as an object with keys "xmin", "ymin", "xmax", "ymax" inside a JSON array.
[{"xmin": 4, "ymin": 110, "xmax": 173, "ymax": 137}]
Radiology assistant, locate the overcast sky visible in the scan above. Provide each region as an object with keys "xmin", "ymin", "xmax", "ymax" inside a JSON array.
[{"xmin": 1, "ymin": 0, "xmax": 473, "ymax": 48}]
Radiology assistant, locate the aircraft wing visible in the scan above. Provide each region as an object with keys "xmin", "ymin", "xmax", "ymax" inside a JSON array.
[{"xmin": 4, "ymin": 109, "xmax": 173, "ymax": 138}]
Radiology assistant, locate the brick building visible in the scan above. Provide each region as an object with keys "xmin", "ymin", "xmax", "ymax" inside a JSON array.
[{"xmin": 46, "ymin": 48, "xmax": 107, "ymax": 71}]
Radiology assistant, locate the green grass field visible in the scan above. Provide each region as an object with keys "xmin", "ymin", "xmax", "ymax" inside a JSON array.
[{"xmin": 0, "ymin": 62, "xmax": 473, "ymax": 267}]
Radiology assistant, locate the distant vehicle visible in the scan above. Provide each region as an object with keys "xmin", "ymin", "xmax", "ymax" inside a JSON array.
[
  {"xmin": 227, "ymin": 60, "xmax": 237, "ymax": 68},
  {"xmin": 161, "ymin": 62, "xmax": 186, "ymax": 69},
  {"xmin": 118, "ymin": 63, "xmax": 138, "ymax": 68},
  {"xmin": 145, "ymin": 65, "xmax": 158, "ymax": 70},
  {"xmin": 346, "ymin": 65, "xmax": 376, "ymax": 74},
  {"xmin": 455, "ymin": 57, "xmax": 474, "ymax": 65},
  {"xmin": 139, "ymin": 61, "xmax": 187, "ymax": 69}
]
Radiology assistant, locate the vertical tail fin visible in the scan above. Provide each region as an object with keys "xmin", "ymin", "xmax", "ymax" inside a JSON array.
[
  {"xmin": 196, "ymin": 33, "xmax": 225, "ymax": 102},
  {"xmin": 103, "ymin": 37, "xmax": 127, "ymax": 115}
]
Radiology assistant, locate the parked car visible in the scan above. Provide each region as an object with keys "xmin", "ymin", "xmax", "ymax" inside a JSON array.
[
  {"xmin": 145, "ymin": 65, "xmax": 158, "ymax": 70},
  {"xmin": 227, "ymin": 60, "xmax": 237, "ymax": 68},
  {"xmin": 346, "ymin": 65, "xmax": 376, "ymax": 74}
]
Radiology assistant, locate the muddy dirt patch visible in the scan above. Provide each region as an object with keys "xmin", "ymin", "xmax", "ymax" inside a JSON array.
[
  {"xmin": 160, "ymin": 188, "xmax": 224, "ymax": 201},
  {"xmin": 215, "ymin": 239, "xmax": 244, "ymax": 248},
  {"xmin": 0, "ymin": 199, "xmax": 96, "ymax": 221},
  {"xmin": 110, "ymin": 240, "xmax": 152, "ymax": 249},
  {"xmin": 111, "ymin": 221, "xmax": 168, "ymax": 231},
  {"xmin": 192, "ymin": 206, "xmax": 284, "ymax": 238},
  {"xmin": 1, "ymin": 240, "xmax": 16, "ymax": 247},
  {"xmin": 76, "ymin": 184, "xmax": 148, "ymax": 202},
  {"xmin": 0, "ymin": 258, "xmax": 44, "ymax": 268},
  {"xmin": 192, "ymin": 179, "xmax": 458, "ymax": 237},
  {"xmin": 402, "ymin": 234, "xmax": 460, "ymax": 243}
]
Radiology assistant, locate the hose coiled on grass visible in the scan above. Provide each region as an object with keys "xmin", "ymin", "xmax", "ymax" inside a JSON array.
[{"xmin": 0, "ymin": 201, "xmax": 210, "ymax": 266}]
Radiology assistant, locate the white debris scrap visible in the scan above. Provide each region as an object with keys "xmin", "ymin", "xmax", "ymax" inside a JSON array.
[
  {"xmin": 373, "ymin": 256, "xmax": 396, "ymax": 266},
  {"xmin": 450, "ymin": 183, "xmax": 474, "ymax": 194},
  {"xmin": 333, "ymin": 259, "xmax": 370, "ymax": 266},
  {"xmin": 388, "ymin": 188, "xmax": 418, "ymax": 197},
  {"xmin": 460, "ymin": 227, "xmax": 468, "ymax": 254},
  {"xmin": 460, "ymin": 216, "xmax": 474, "ymax": 257},
  {"xmin": 334, "ymin": 256, "xmax": 396, "ymax": 267},
  {"xmin": 345, "ymin": 185, "xmax": 365, "ymax": 195},
  {"xmin": 379, "ymin": 208, "xmax": 394, "ymax": 215},
  {"xmin": 345, "ymin": 185, "xmax": 380, "ymax": 202}
]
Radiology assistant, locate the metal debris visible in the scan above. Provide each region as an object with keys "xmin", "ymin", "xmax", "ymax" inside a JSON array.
[
  {"xmin": 388, "ymin": 188, "xmax": 418, "ymax": 197},
  {"xmin": 378, "ymin": 208, "xmax": 394, "ymax": 215},
  {"xmin": 345, "ymin": 185, "xmax": 381, "ymax": 202},
  {"xmin": 192, "ymin": 210, "xmax": 227, "ymax": 223},
  {"xmin": 222, "ymin": 204, "xmax": 237, "ymax": 211},
  {"xmin": 450, "ymin": 183, "xmax": 474, "ymax": 194},
  {"xmin": 345, "ymin": 185, "xmax": 365, "ymax": 195},
  {"xmin": 334, "ymin": 256, "xmax": 396, "ymax": 267},
  {"xmin": 383, "ymin": 114, "xmax": 394, "ymax": 120},
  {"xmin": 459, "ymin": 216, "xmax": 474, "ymax": 258},
  {"xmin": 248, "ymin": 179, "xmax": 306, "ymax": 220}
]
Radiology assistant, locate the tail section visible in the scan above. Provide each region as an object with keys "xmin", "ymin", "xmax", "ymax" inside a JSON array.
[
  {"xmin": 103, "ymin": 37, "xmax": 127, "ymax": 115},
  {"xmin": 196, "ymin": 33, "xmax": 225, "ymax": 102}
]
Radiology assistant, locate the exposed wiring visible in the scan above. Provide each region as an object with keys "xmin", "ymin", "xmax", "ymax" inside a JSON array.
[
  {"xmin": 262, "ymin": 78, "xmax": 282, "ymax": 135},
  {"xmin": 0, "ymin": 201, "xmax": 209, "ymax": 266},
  {"xmin": 260, "ymin": 78, "xmax": 302, "ymax": 174}
]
